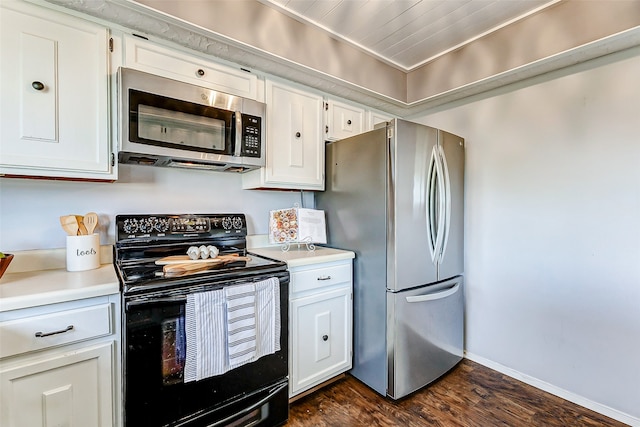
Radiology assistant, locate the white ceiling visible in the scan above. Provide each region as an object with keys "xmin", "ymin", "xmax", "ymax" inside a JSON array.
[{"xmin": 259, "ymin": 0, "xmax": 555, "ymax": 71}]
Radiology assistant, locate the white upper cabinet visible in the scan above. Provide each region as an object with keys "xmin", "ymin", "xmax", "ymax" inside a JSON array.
[
  {"xmin": 243, "ymin": 79, "xmax": 324, "ymax": 191},
  {"xmin": 324, "ymin": 98, "xmax": 365, "ymax": 141},
  {"xmin": 366, "ymin": 110, "xmax": 394, "ymax": 131},
  {"xmin": 0, "ymin": 1, "xmax": 115, "ymax": 180},
  {"xmin": 123, "ymin": 34, "xmax": 258, "ymax": 100}
]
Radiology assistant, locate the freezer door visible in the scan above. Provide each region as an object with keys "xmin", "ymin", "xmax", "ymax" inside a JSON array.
[{"xmin": 387, "ymin": 277, "xmax": 464, "ymax": 399}]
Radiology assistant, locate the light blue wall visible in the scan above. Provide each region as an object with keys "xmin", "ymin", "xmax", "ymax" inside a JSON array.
[
  {"xmin": 0, "ymin": 164, "xmax": 308, "ymax": 251},
  {"xmin": 414, "ymin": 47, "xmax": 640, "ymax": 423}
]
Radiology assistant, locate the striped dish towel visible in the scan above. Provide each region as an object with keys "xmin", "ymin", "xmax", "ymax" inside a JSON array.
[
  {"xmin": 225, "ymin": 283, "xmax": 257, "ymax": 368},
  {"xmin": 255, "ymin": 277, "xmax": 281, "ymax": 357},
  {"xmin": 184, "ymin": 289, "xmax": 227, "ymax": 382}
]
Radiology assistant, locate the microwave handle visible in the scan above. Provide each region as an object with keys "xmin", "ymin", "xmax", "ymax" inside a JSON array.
[{"xmin": 234, "ymin": 111, "xmax": 243, "ymax": 157}]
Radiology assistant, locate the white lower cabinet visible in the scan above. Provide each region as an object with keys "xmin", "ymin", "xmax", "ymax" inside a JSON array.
[
  {"xmin": 289, "ymin": 260, "xmax": 353, "ymax": 398},
  {"xmin": 0, "ymin": 343, "xmax": 114, "ymax": 427},
  {"xmin": 0, "ymin": 295, "xmax": 120, "ymax": 427}
]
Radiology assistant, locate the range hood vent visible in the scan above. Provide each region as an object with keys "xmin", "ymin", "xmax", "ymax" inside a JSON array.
[{"xmin": 118, "ymin": 152, "xmax": 258, "ymax": 173}]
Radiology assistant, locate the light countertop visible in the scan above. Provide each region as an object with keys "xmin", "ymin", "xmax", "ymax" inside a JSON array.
[
  {"xmin": 248, "ymin": 236, "xmax": 354, "ymax": 268},
  {"xmin": 0, "ymin": 237, "xmax": 354, "ymax": 312},
  {"xmin": 0, "ymin": 247, "xmax": 119, "ymax": 313}
]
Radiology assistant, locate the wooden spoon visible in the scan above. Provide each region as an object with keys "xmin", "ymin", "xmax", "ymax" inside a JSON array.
[
  {"xmin": 75, "ymin": 215, "xmax": 88, "ymax": 235},
  {"xmin": 59, "ymin": 215, "xmax": 79, "ymax": 236},
  {"xmin": 83, "ymin": 212, "xmax": 99, "ymax": 234}
]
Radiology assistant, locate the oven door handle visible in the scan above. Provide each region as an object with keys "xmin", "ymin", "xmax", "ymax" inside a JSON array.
[
  {"xmin": 177, "ymin": 381, "xmax": 287, "ymax": 427},
  {"xmin": 126, "ymin": 296, "xmax": 187, "ymax": 310}
]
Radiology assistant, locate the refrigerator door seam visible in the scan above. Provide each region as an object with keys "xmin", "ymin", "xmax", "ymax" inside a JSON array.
[{"xmin": 437, "ymin": 144, "xmax": 452, "ymax": 268}]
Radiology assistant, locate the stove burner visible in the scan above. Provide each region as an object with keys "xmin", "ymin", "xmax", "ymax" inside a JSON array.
[{"xmin": 114, "ymin": 213, "xmax": 287, "ymax": 296}]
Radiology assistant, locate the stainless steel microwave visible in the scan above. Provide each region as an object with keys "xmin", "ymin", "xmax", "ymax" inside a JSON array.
[{"xmin": 118, "ymin": 67, "xmax": 265, "ymax": 173}]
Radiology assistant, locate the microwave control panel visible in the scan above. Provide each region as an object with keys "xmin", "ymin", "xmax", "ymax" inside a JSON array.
[{"xmin": 241, "ymin": 115, "xmax": 262, "ymax": 157}]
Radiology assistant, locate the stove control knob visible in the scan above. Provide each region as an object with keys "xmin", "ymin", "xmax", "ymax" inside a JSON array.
[
  {"xmin": 139, "ymin": 218, "xmax": 155, "ymax": 234},
  {"xmin": 123, "ymin": 218, "xmax": 139, "ymax": 234},
  {"xmin": 232, "ymin": 217, "xmax": 243, "ymax": 229},
  {"xmin": 155, "ymin": 218, "xmax": 169, "ymax": 233},
  {"xmin": 222, "ymin": 217, "xmax": 232, "ymax": 230}
]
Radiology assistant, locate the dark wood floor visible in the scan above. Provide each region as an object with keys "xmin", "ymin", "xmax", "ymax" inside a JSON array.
[{"xmin": 286, "ymin": 359, "xmax": 627, "ymax": 426}]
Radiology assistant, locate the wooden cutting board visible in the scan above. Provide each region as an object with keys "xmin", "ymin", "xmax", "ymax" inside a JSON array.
[
  {"xmin": 158, "ymin": 254, "xmax": 252, "ymax": 275},
  {"xmin": 163, "ymin": 262, "xmax": 222, "ymax": 274},
  {"xmin": 155, "ymin": 254, "xmax": 250, "ymax": 265}
]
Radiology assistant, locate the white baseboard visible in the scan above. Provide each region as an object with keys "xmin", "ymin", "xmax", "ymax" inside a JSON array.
[{"xmin": 464, "ymin": 352, "xmax": 639, "ymax": 427}]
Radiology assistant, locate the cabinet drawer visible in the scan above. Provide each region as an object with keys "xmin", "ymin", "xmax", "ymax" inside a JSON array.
[
  {"xmin": 0, "ymin": 303, "xmax": 112, "ymax": 359},
  {"xmin": 291, "ymin": 263, "xmax": 351, "ymax": 294}
]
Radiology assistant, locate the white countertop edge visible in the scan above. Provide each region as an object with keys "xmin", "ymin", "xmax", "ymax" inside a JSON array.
[
  {"xmin": 0, "ymin": 282, "xmax": 119, "ymax": 313},
  {"xmin": 249, "ymin": 246, "xmax": 355, "ymax": 268},
  {"xmin": 0, "ymin": 263, "xmax": 120, "ymax": 313}
]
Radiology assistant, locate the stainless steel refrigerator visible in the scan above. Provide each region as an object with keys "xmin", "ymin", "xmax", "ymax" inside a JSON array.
[{"xmin": 315, "ymin": 118, "xmax": 464, "ymax": 399}]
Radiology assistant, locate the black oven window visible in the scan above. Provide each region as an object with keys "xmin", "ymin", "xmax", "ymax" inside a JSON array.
[
  {"xmin": 161, "ymin": 316, "xmax": 186, "ymax": 385},
  {"xmin": 129, "ymin": 89, "xmax": 234, "ymax": 155}
]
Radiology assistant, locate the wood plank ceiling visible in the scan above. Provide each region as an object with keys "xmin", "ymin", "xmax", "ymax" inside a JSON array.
[{"xmin": 258, "ymin": 0, "xmax": 555, "ymax": 71}]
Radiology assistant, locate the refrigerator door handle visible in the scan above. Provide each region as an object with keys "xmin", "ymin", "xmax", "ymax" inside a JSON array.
[
  {"xmin": 426, "ymin": 146, "xmax": 439, "ymax": 263},
  {"xmin": 405, "ymin": 282, "xmax": 460, "ymax": 303},
  {"xmin": 433, "ymin": 146, "xmax": 447, "ymax": 264}
]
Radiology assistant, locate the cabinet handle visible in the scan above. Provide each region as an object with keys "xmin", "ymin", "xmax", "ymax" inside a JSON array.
[
  {"xmin": 32, "ymin": 81, "xmax": 45, "ymax": 91},
  {"xmin": 322, "ymin": 335, "xmax": 329, "ymax": 341},
  {"xmin": 35, "ymin": 325, "xmax": 74, "ymax": 338},
  {"xmin": 295, "ymin": 132, "xmax": 301, "ymax": 138},
  {"xmin": 347, "ymin": 119, "xmax": 352, "ymax": 125},
  {"xmin": 196, "ymin": 68, "xmax": 205, "ymax": 77},
  {"xmin": 317, "ymin": 275, "xmax": 331, "ymax": 281}
]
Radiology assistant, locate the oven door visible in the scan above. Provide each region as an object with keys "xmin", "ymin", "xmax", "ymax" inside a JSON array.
[{"xmin": 123, "ymin": 273, "xmax": 289, "ymax": 427}]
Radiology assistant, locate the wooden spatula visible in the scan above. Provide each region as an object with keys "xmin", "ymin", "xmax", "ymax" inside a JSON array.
[
  {"xmin": 59, "ymin": 215, "xmax": 79, "ymax": 236},
  {"xmin": 83, "ymin": 212, "xmax": 99, "ymax": 234}
]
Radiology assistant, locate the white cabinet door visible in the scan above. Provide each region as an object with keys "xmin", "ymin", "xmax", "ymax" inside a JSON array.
[
  {"xmin": 123, "ymin": 35, "xmax": 257, "ymax": 99},
  {"xmin": 0, "ymin": 342, "xmax": 114, "ymax": 427},
  {"xmin": 366, "ymin": 110, "xmax": 394, "ymax": 131},
  {"xmin": 243, "ymin": 79, "xmax": 324, "ymax": 190},
  {"xmin": 325, "ymin": 99, "xmax": 365, "ymax": 141},
  {"xmin": 0, "ymin": 2, "xmax": 114, "ymax": 180},
  {"xmin": 290, "ymin": 286, "xmax": 352, "ymax": 396}
]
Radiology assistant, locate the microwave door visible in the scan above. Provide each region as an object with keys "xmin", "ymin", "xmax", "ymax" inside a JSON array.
[{"xmin": 129, "ymin": 89, "xmax": 234, "ymax": 155}]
